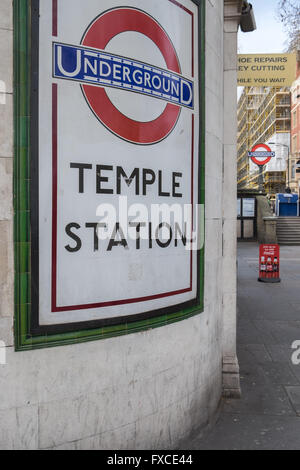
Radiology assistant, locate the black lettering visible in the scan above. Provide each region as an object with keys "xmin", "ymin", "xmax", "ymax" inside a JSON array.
[
  {"xmin": 65, "ymin": 223, "xmax": 82, "ymax": 252},
  {"xmin": 85, "ymin": 223, "xmax": 99, "ymax": 251},
  {"xmin": 70, "ymin": 163, "xmax": 93, "ymax": 193},
  {"xmin": 149, "ymin": 222, "xmax": 153, "ymax": 249},
  {"xmin": 129, "ymin": 222, "xmax": 146, "ymax": 250},
  {"xmin": 155, "ymin": 222, "xmax": 172, "ymax": 248},
  {"xmin": 96, "ymin": 165, "xmax": 114, "ymax": 194},
  {"xmin": 117, "ymin": 167, "xmax": 140, "ymax": 195},
  {"xmin": 174, "ymin": 222, "xmax": 187, "ymax": 247},
  {"xmin": 158, "ymin": 170, "xmax": 170, "ymax": 197},
  {"xmin": 172, "ymin": 172, "xmax": 183, "ymax": 198},
  {"xmin": 107, "ymin": 223, "xmax": 128, "ymax": 251},
  {"xmin": 143, "ymin": 169, "xmax": 156, "ymax": 196}
]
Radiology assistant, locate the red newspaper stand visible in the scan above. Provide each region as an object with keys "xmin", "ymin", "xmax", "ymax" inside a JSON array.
[{"xmin": 258, "ymin": 244, "xmax": 281, "ymax": 283}]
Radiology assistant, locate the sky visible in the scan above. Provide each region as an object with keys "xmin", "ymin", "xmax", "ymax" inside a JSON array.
[
  {"xmin": 238, "ymin": 0, "xmax": 288, "ymax": 54},
  {"xmin": 237, "ymin": 0, "xmax": 289, "ymax": 98}
]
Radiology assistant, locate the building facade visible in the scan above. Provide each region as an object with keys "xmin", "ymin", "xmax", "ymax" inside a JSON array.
[
  {"xmin": 290, "ymin": 53, "xmax": 300, "ymax": 193},
  {"xmin": 237, "ymin": 86, "xmax": 291, "ymax": 196},
  {"xmin": 0, "ymin": 0, "xmax": 246, "ymax": 449}
]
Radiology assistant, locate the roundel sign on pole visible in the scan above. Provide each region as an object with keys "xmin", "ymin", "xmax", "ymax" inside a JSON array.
[
  {"xmin": 248, "ymin": 143, "xmax": 275, "ymax": 167},
  {"xmin": 30, "ymin": 0, "xmax": 204, "ymax": 338}
]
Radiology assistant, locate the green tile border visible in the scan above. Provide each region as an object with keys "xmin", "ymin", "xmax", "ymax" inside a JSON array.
[{"xmin": 14, "ymin": 0, "xmax": 205, "ymax": 351}]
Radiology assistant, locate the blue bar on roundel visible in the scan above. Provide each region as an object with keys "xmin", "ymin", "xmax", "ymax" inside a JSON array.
[{"xmin": 53, "ymin": 42, "xmax": 194, "ymax": 109}]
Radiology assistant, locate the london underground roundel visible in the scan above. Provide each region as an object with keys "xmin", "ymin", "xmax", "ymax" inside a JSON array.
[
  {"xmin": 248, "ymin": 143, "xmax": 275, "ymax": 166},
  {"xmin": 54, "ymin": 7, "xmax": 194, "ymax": 145},
  {"xmin": 81, "ymin": 8, "xmax": 182, "ymax": 145}
]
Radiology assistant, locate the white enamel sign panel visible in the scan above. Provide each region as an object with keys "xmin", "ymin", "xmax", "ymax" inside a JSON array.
[{"xmin": 36, "ymin": 0, "xmax": 202, "ymax": 327}]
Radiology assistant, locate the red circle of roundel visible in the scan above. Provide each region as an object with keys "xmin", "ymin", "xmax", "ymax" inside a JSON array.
[
  {"xmin": 81, "ymin": 8, "xmax": 181, "ymax": 145},
  {"xmin": 251, "ymin": 143, "xmax": 272, "ymax": 166}
]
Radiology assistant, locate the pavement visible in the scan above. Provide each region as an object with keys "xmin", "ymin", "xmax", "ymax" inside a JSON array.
[{"xmin": 182, "ymin": 242, "xmax": 300, "ymax": 450}]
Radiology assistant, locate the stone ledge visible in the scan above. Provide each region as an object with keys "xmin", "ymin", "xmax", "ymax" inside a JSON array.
[{"xmin": 222, "ymin": 355, "xmax": 241, "ymax": 399}]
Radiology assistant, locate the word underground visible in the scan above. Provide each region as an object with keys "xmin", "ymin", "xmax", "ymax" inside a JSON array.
[
  {"xmin": 65, "ymin": 164, "xmax": 196, "ymax": 252},
  {"xmin": 53, "ymin": 43, "xmax": 194, "ymax": 109},
  {"xmin": 248, "ymin": 151, "xmax": 275, "ymax": 158}
]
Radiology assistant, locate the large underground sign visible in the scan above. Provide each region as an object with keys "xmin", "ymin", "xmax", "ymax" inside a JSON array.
[{"xmin": 31, "ymin": 0, "xmax": 203, "ymax": 333}]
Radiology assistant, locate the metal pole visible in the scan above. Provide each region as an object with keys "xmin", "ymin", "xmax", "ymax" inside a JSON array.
[{"xmin": 259, "ymin": 165, "xmax": 264, "ymax": 193}]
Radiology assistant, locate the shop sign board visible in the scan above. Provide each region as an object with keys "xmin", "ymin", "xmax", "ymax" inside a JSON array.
[
  {"xmin": 238, "ymin": 53, "xmax": 296, "ymax": 87},
  {"xmin": 259, "ymin": 244, "xmax": 280, "ymax": 283}
]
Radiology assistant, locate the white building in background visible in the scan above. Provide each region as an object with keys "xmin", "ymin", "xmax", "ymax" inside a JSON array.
[{"xmin": 0, "ymin": 0, "xmax": 251, "ymax": 449}]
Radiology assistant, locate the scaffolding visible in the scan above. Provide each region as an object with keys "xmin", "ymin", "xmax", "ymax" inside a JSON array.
[{"xmin": 237, "ymin": 87, "xmax": 291, "ymax": 196}]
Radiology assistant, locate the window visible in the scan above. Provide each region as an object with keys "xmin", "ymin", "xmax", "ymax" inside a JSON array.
[
  {"xmin": 293, "ymin": 135, "xmax": 298, "ymax": 154},
  {"xmin": 293, "ymin": 110, "xmax": 297, "ymax": 128},
  {"xmin": 242, "ymin": 198, "xmax": 256, "ymax": 217}
]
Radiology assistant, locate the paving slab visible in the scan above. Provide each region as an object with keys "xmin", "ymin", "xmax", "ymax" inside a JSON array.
[
  {"xmin": 237, "ymin": 344, "xmax": 273, "ymax": 365},
  {"xmin": 222, "ymin": 383, "xmax": 295, "ymax": 417},
  {"xmin": 185, "ymin": 414, "xmax": 300, "ymax": 450},
  {"xmin": 179, "ymin": 242, "xmax": 300, "ymax": 450},
  {"xmin": 285, "ymin": 387, "xmax": 300, "ymax": 416}
]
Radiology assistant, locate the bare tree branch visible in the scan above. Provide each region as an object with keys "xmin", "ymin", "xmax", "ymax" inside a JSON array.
[{"xmin": 277, "ymin": 0, "xmax": 300, "ymax": 51}]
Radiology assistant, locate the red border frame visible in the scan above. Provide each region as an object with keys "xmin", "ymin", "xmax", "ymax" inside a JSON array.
[
  {"xmin": 52, "ymin": 0, "xmax": 57, "ymax": 37},
  {"xmin": 51, "ymin": 0, "xmax": 196, "ymax": 313}
]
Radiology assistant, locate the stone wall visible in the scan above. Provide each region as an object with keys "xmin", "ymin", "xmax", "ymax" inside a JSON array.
[
  {"xmin": 222, "ymin": 0, "xmax": 242, "ymax": 398},
  {"xmin": 257, "ymin": 196, "xmax": 278, "ymax": 244},
  {"xmin": 0, "ymin": 0, "xmax": 240, "ymax": 449},
  {"xmin": 0, "ymin": 0, "xmax": 14, "ymax": 352}
]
